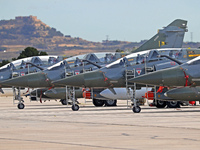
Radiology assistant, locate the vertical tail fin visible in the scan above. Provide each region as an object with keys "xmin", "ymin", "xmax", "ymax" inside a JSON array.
[{"xmin": 133, "ymin": 19, "xmax": 188, "ymax": 52}]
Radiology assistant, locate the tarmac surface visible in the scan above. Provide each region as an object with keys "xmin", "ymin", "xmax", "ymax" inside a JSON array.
[{"xmin": 0, "ymin": 97, "xmax": 200, "ymax": 150}]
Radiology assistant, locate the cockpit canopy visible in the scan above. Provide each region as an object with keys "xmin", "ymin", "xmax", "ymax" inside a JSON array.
[
  {"xmin": 105, "ymin": 48, "xmax": 193, "ymax": 69},
  {"xmin": 0, "ymin": 63, "xmax": 16, "ymax": 72},
  {"xmin": 0, "ymin": 56, "xmax": 59, "ymax": 72},
  {"xmin": 47, "ymin": 52, "xmax": 124, "ymax": 70},
  {"xmin": 106, "ymin": 50, "xmax": 152, "ymax": 68},
  {"xmin": 83, "ymin": 53, "xmax": 100, "ymax": 63}
]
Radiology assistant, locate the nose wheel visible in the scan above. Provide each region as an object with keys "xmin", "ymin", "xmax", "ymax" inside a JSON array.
[
  {"xmin": 17, "ymin": 103, "xmax": 25, "ymax": 109},
  {"xmin": 132, "ymin": 106, "xmax": 141, "ymax": 113},
  {"xmin": 72, "ymin": 104, "xmax": 79, "ymax": 111}
]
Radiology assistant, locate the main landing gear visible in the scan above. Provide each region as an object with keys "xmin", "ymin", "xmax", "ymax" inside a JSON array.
[
  {"xmin": 60, "ymin": 99, "xmax": 67, "ymax": 105},
  {"xmin": 166, "ymin": 101, "xmax": 180, "ymax": 108},
  {"xmin": 92, "ymin": 98, "xmax": 117, "ymax": 107}
]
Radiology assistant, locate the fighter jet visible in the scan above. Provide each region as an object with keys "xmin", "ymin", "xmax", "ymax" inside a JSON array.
[
  {"xmin": 128, "ymin": 55, "xmax": 200, "ymax": 87},
  {"xmin": 0, "ymin": 55, "xmax": 62, "ymax": 95},
  {"xmin": 0, "ymin": 55, "xmax": 61, "ymax": 82},
  {"xmin": 129, "ymin": 55, "xmax": 200, "ymax": 103}
]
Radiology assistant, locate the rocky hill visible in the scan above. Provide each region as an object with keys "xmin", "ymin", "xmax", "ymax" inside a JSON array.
[{"xmin": 0, "ymin": 16, "xmax": 138, "ymax": 59}]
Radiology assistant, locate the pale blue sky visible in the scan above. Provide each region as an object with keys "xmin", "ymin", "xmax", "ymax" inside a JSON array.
[{"xmin": 0, "ymin": 0, "xmax": 200, "ymax": 42}]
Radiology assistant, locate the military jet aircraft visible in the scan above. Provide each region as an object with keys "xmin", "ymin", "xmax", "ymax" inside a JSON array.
[
  {"xmin": 129, "ymin": 55, "xmax": 200, "ymax": 87},
  {"xmin": 1, "ymin": 19, "xmax": 188, "ymax": 110},
  {"xmin": 128, "ymin": 55, "xmax": 200, "ymax": 107},
  {"xmin": 0, "ymin": 55, "xmax": 61, "ymax": 81},
  {"xmin": 0, "ymin": 55, "xmax": 62, "ymax": 95}
]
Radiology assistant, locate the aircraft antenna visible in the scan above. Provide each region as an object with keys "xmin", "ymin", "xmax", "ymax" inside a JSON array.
[{"xmin": 106, "ymin": 35, "xmax": 109, "ymax": 41}]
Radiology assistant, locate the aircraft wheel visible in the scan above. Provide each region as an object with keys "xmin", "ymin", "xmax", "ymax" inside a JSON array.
[
  {"xmin": 72, "ymin": 104, "xmax": 79, "ymax": 111},
  {"xmin": 104, "ymin": 100, "xmax": 117, "ymax": 106},
  {"xmin": 167, "ymin": 101, "xmax": 180, "ymax": 108},
  {"xmin": 93, "ymin": 98, "xmax": 105, "ymax": 107},
  {"xmin": 60, "ymin": 99, "xmax": 67, "ymax": 105},
  {"xmin": 17, "ymin": 103, "xmax": 25, "ymax": 109},
  {"xmin": 132, "ymin": 106, "xmax": 141, "ymax": 113},
  {"xmin": 155, "ymin": 100, "xmax": 166, "ymax": 108}
]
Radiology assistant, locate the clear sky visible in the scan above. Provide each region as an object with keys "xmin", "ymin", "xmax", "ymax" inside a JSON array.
[{"xmin": 0, "ymin": 0, "xmax": 200, "ymax": 42}]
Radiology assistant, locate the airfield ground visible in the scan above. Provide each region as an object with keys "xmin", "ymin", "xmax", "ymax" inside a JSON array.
[{"xmin": 0, "ymin": 97, "xmax": 200, "ymax": 150}]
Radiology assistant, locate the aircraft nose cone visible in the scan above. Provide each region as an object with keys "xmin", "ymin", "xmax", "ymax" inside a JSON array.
[
  {"xmin": 1, "ymin": 75, "xmax": 29, "ymax": 87},
  {"xmin": 53, "ymin": 70, "xmax": 106, "ymax": 88},
  {"xmin": 52, "ymin": 74, "xmax": 85, "ymax": 87},
  {"xmin": 128, "ymin": 66, "xmax": 186, "ymax": 87},
  {"xmin": 43, "ymin": 90, "xmax": 54, "ymax": 98},
  {"xmin": 128, "ymin": 71, "xmax": 163, "ymax": 86},
  {"xmin": 1, "ymin": 72, "xmax": 49, "ymax": 88}
]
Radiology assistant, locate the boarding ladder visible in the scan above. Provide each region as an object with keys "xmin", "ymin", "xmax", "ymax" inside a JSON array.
[
  {"xmin": 65, "ymin": 86, "xmax": 76, "ymax": 106},
  {"xmin": 12, "ymin": 87, "xmax": 23, "ymax": 104},
  {"xmin": 84, "ymin": 88, "xmax": 93, "ymax": 104},
  {"xmin": 125, "ymin": 69, "xmax": 136, "ymax": 108},
  {"xmin": 11, "ymin": 70, "xmax": 24, "ymax": 105},
  {"xmin": 64, "ymin": 68, "xmax": 75, "ymax": 106},
  {"xmin": 11, "ymin": 64, "xmax": 31, "ymax": 104}
]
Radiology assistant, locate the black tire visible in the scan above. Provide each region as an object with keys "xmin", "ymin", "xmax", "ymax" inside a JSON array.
[
  {"xmin": 72, "ymin": 104, "xmax": 79, "ymax": 111},
  {"xmin": 166, "ymin": 101, "xmax": 180, "ymax": 108},
  {"xmin": 132, "ymin": 106, "xmax": 141, "ymax": 113},
  {"xmin": 155, "ymin": 100, "xmax": 166, "ymax": 108},
  {"xmin": 104, "ymin": 100, "xmax": 117, "ymax": 106},
  {"xmin": 60, "ymin": 99, "xmax": 67, "ymax": 105},
  {"xmin": 93, "ymin": 98, "xmax": 105, "ymax": 107},
  {"xmin": 17, "ymin": 103, "xmax": 25, "ymax": 109}
]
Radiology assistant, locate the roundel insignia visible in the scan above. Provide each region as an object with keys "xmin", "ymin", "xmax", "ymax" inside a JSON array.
[
  {"xmin": 75, "ymin": 70, "xmax": 80, "ymax": 75},
  {"xmin": 136, "ymin": 70, "xmax": 141, "ymax": 75},
  {"xmin": 21, "ymin": 72, "xmax": 25, "ymax": 76}
]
